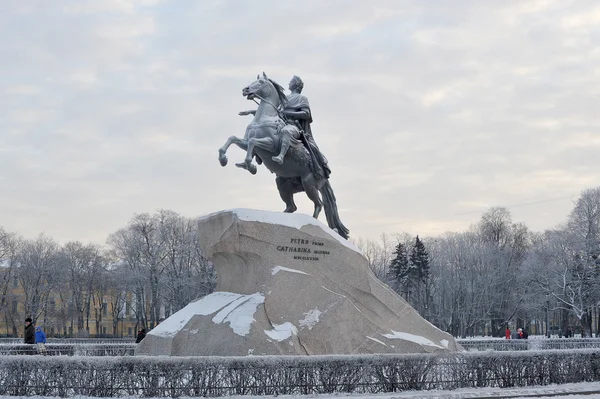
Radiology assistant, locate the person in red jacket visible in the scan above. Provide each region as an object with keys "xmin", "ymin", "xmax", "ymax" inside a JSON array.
[{"xmin": 505, "ymin": 327, "xmax": 511, "ymax": 340}]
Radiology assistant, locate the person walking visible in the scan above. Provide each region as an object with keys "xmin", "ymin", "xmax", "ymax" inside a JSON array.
[
  {"xmin": 24, "ymin": 318, "xmax": 35, "ymax": 344},
  {"xmin": 23, "ymin": 317, "xmax": 35, "ymax": 355},
  {"xmin": 511, "ymin": 329, "xmax": 520, "ymax": 339},
  {"xmin": 135, "ymin": 328, "xmax": 146, "ymax": 343},
  {"xmin": 35, "ymin": 326, "xmax": 47, "ymax": 354}
]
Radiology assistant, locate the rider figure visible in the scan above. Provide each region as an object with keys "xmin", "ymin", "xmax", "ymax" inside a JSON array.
[
  {"xmin": 277, "ymin": 76, "xmax": 330, "ymax": 179},
  {"xmin": 239, "ymin": 75, "xmax": 331, "ymax": 179}
]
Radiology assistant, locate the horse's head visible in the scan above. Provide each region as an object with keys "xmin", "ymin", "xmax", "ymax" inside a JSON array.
[
  {"xmin": 242, "ymin": 72, "xmax": 273, "ymax": 101},
  {"xmin": 242, "ymin": 72, "xmax": 287, "ymax": 107}
]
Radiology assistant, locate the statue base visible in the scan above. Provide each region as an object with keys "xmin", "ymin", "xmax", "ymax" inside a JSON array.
[{"xmin": 135, "ymin": 209, "xmax": 461, "ymax": 356}]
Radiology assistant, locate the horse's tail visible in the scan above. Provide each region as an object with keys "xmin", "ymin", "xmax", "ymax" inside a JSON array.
[{"xmin": 321, "ymin": 180, "xmax": 350, "ymax": 239}]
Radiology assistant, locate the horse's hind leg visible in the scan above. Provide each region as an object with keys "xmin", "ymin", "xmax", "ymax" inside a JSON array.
[
  {"xmin": 218, "ymin": 136, "xmax": 247, "ymax": 166},
  {"xmin": 276, "ymin": 177, "xmax": 298, "ymax": 213},
  {"xmin": 301, "ymin": 173, "xmax": 323, "ymax": 219}
]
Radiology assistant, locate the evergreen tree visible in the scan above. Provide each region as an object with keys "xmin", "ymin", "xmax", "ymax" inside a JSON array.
[
  {"xmin": 387, "ymin": 242, "xmax": 410, "ymax": 295},
  {"xmin": 410, "ymin": 235, "xmax": 431, "ymax": 316},
  {"xmin": 410, "ymin": 235, "xmax": 430, "ymax": 283}
]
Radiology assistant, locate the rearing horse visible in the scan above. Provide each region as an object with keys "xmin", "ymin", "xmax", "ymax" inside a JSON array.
[{"xmin": 218, "ymin": 72, "xmax": 349, "ymax": 240}]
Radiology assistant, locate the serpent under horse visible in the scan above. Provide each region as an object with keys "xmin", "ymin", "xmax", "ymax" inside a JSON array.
[{"xmin": 217, "ymin": 72, "xmax": 349, "ymax": 239}]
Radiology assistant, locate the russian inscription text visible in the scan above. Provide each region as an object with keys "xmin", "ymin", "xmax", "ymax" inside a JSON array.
[{"xmin": 276, "ymin": 237, "xmax": 331, "ymax": 261}]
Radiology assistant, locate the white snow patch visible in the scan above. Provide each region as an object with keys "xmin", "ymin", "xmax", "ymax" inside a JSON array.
[
  {"xmin": 440, "ymin": 339, "xmax": 449, "ymax": 348},
  {"xmin": 212, "ymin": 292, "xmax": 265, "ymax": 336},
  {"xmin": 148, "ymin": 291, "xmax": 264, "ymax": 338},
  {"xmin": 200, "ymin": 208, "xmax": 364, "ymax": 256},
  {"xmin": 366, "ymin": 336, "xmax": 387, "ymax": 346},
  {"xmin": 299, "ymin": 308, "xmax": 321, "ymax": 330},
  {"xmin": 382, "ymin": 330, "xmax": 444, "ymax": 349},
  {"xmin": 149, "ymin": 292, "xmax": 242, "ymax": 338},
  {"xmin": 272, "ymin": 265, "xmax": 310, "ymax": 276},
  {"xmin": 212, "ymin": 294, "xmax": 254, "ymax": 324},
  {"xmin": 264, "ymin": 322, "xmax": 298, "ymax": 341},
  {"xmin": 321, "ymin": 285, "xmax": 345, "ymax": 297}
]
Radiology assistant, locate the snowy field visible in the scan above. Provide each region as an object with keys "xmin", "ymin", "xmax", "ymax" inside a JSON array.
[{"xmin": 1, "ymin": 381, "xmax": 599, "ymax": 398}]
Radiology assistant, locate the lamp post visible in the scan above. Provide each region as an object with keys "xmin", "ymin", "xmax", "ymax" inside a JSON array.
[{"xmin": 546, "ymin": 294, "xmax": 550, "ymax": 338}]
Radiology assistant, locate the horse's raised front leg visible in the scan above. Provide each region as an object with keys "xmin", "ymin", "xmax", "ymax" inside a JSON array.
[
  {"xmin": 235, "ymin": 136, "xmax": 257, "ymax": 174},
  {"xmin": 218, "ymin": 136, "xmax": 247, "ymax": 167},
  {"xmin": 236, "ymin": 137, "xmax": 274, "ymax": 175}
]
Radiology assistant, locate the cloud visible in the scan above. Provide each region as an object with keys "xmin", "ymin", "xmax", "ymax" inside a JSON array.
[{"xmin": 0, "ymin": 0, "xmax": 598, "ymax": 244}]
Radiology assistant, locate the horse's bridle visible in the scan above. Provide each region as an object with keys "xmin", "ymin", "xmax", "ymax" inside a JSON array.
[{"xmin": 251, "ymin": 81, "xmax": 288, "ymax": 123}]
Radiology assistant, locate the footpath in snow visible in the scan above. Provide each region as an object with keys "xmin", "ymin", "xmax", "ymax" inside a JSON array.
[
  {"xmin": 224, "ymin": 381, "xmax": 600, "ymax": 398},
  {"xmin": 3, "ymin": 381, "xmax": 599, "ymax": 399}
]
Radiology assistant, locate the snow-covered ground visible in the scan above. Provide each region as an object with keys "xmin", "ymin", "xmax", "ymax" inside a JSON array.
[
  {"xmin": 2, "ymin": 382, "xmax": 599, "ymax": 398},
  {"xmin": 211, "ymin": 381, "xmax": 600, "ymax": 398}
]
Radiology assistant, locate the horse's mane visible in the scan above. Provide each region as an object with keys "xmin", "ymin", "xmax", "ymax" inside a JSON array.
[{"xmin": 268, "ymin": 78, "xmax": 288, "ymax": 107}]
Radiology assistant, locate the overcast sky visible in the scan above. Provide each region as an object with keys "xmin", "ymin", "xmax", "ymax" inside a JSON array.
[{"xmin": 1, "ymin": 0, "xmax": 598, "ymax": 245}]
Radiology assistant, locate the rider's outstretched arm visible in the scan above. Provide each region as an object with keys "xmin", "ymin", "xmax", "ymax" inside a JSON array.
[
  {"xmin": 284, "ymin": 109, "xmax": 309, "ymax": 120},
  {"xmin": 238, "ymin": 110, "xmax": 257, "ymax": 116}
]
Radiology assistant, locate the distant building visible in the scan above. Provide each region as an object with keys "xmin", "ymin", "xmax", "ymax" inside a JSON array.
[{"xmin": 0, "ymin": 269, "xmax": 148, "ymax": 338}]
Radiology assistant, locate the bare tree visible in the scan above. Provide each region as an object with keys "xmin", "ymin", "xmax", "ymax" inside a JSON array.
[
  {"xmin": 58, "ymin": 242, "xmax": 105, "ymax": 336},
  {"xmin": 157, "ymin": 210, "xmax": 216, "ymax": 314},
  {"xmin": 525, "ymin": 189, "xmax": 600, "ymax": 337},
  {"xmin": 353, "ymin": 233, "xmax": 395, "ymax": 281},
  {"xmin": 427, "ymin": 232, "xmax": 497, "ymax": 337},
  {"xmin": 108, "ymin": 209, "xmax": 217, "ymax": 330},
  {"xmin": 567, "ymin": 188, "xmax": 600, "ymax": 336},
  {"xmin": 15, "ymin": 234, "xmax": 60, "ymax": 322},
  {"xmin": 477, "ymin": 208, "xmax": 530, "ymax": 336},
  {"xmin": 106, "ymin": 263, "xmax": 131, "ymax": 337},
  {"xmin": 0, "ymin": 228, "xmax": 19, "ymax": 335},
  {"xmin": 108, "ymin": 224, "xmax": 149, "ymax": 329}
]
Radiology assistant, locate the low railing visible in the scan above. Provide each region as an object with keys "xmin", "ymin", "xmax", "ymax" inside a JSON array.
[
  {"xmin": 0, "ymin": 343, "xmax": 136, "ymax": 356},
  {"xmin": 457, "ymin": 338, "xmax": 600, "ymax": 351},
  {"xmin": 0, "ymin": 337, "xmax": 133, "ymax": 344},
  {"xmin": 0, "ymin": 349, "xmax": 599, "ymax": 397},
  {"xmin": 3, "ymin": 338, "xmax": 599, "ymax": 356}
]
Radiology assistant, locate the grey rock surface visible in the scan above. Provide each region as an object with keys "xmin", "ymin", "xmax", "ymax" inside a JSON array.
[{"xmin": 135, "ymin": 209, "xmax": 461, "ymax": 356}]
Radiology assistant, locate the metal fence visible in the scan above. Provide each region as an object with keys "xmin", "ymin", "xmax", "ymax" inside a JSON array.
[
  {"xmin": 3, "ymin": 338, "xmax": 599, "ymax": 357},
  {"xmin": 457, "ymin": 338, "xmax": 600, "ymax": 352},
  {"xmin": 0, "ymin": 337, "xmax": 132, "ymax": 344},
  {"xmin": 0, "ymin": 343, "xmax": 136, "ymax": 356}
]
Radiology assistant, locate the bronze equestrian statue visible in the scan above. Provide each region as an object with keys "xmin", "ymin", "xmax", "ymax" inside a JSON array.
[{"xmin": 218, "ymin": 73, "xmax": 349, "ymax": 239}]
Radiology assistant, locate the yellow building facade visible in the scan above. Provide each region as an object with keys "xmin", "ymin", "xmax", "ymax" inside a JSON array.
[{"xmin": 1, "ymin": 274, "xmax": 142, "ymax": 339}]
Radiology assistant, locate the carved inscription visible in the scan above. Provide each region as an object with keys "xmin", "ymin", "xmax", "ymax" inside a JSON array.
[{"xmin": 276, "ymin": 238, "xmax": 331, "ymax": 261}]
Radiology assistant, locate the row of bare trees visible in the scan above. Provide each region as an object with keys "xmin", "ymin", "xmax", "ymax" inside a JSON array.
[
  {"xmin": 107, "ymin": 210, "xmax": 216, "ymax": 329},
  {"xmin": 358, "ymin": 187, "xmax": 600, "ymax": 338},
  {"xmin": 0, "ymin": 210, "xmax": 216, "ymax": 336},
  {"xmin": 2, "ymin": 187, "xmax": 598, "ymax": 338}
]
